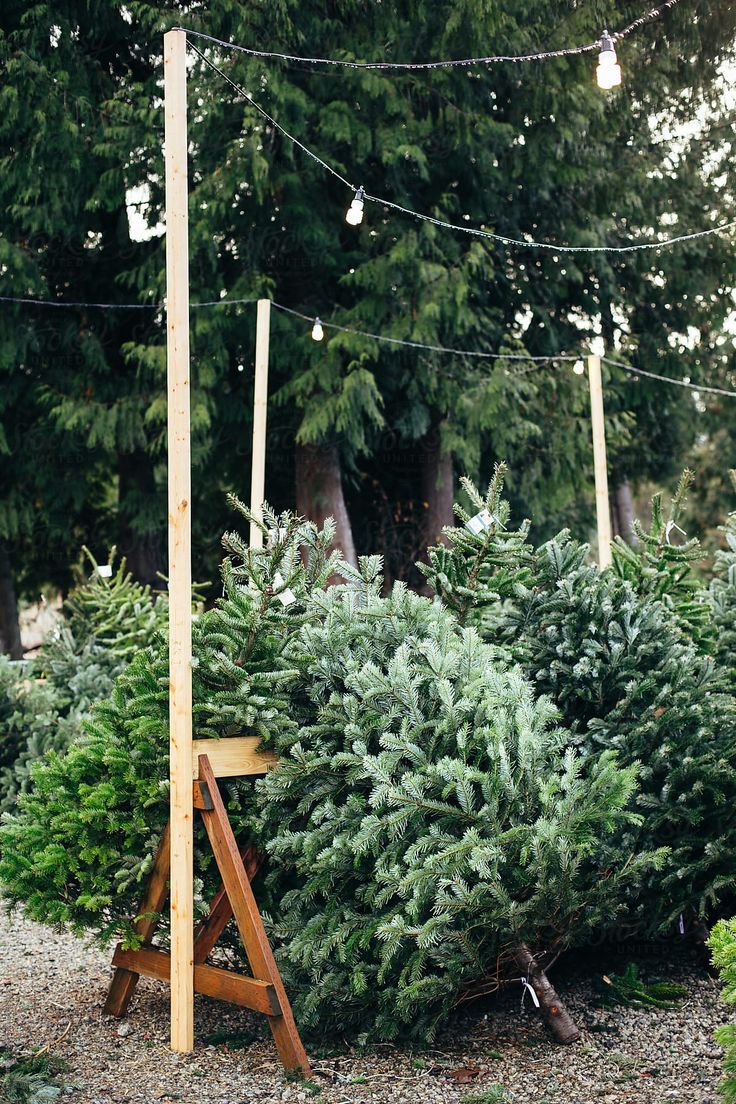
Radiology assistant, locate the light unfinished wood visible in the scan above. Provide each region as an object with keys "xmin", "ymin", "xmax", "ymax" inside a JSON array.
[
  {"xmin": 587, "ymin": 354, "xmax": 612, "ymax": 569},
  {"xmin": 191, "ymin": 736, "xmax": 278, "ymax": 780},
  {"xmin": 249, "ymin": 298, "xmax": 271, "ymax": 548},
  {"xmin": 164, "ymin": 26, "xmax": 194, "ymax": 1054}
]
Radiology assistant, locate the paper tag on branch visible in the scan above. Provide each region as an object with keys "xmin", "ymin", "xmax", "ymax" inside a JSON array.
[
  {"xmin": 519, "ymin": 978, "xmax": 540, "ymax": 1008},
  {"xmin": 97, "ymin": 564, "xmax": 113, "ymax": 578},
  {"xmin": 466, "ymin": 509, "xmax": 495, "ymax": 535},
  {"xmin": 273, "ymin": 572, "xmax": 296, "ymax": 606}
]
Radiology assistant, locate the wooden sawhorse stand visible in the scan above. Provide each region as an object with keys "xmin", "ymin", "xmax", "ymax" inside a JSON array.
[{"xmin": 104, "ymin": 751, "xmax": 310, "ymax": 1075}]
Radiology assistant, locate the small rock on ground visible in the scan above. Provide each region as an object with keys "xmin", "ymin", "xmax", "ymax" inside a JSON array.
[{"xmin": 0, "ymin": 906, "xmax": 731, "ymax": 1103}]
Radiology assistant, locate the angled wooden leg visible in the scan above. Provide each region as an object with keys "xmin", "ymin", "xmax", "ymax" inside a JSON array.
[
  {"xmin": 197, "ymin": 755, "xmax": 311, "ymax": 1075},
  {"xmin": 104, "ymin": 823, "xmax": 171, "ymax": 1017},
  {"xmin": 194, "ymin": 844, "xmax": 262, "ymax": 965}
]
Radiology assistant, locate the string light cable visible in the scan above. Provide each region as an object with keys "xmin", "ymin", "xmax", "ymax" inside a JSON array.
[
  {"xmin": 272, "ymin": 300, "xmax": 576, "ymax": 362},
  {"xmin": 175, "ymin": 2, "xmax": 681, "ymax": 71},
  {"xmin": 188, "ymin": 44, "xmax": 736, "ymax": 256},
  {"xmin": 602, "ymin": 354, "xmax": 736, "ymax": 398},
  {"xmin": 0, "ymin": 290, "xmax": 578, "ymax": 363},
  {"xmin": 2, "ymin": 291, "xmax": 734, "ymax": 395},
  {"xmin": 0, "ymin": 294, "xmax": 257, "ymax": 310},
  {"xmin": 278, "ymin": 303, "xmax": 736, "ymax": 395}
]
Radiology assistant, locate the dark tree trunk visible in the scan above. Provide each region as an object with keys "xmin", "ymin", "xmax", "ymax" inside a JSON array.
[
  {"xmin": 612, "ymin": 480, "xmax": 635, "ymax": 543},
  {"xmin": 513, "ymin": 943, "xmax": 581, "ymax": 1045},
  {"xmin": 419, "ymin": 422, "xmax": 454, "ymax": 552},
  {"xmin": 295, "ymin": 443, "xmax": 357, "ymax": 568},
  {"xmin": 0, "ymin": 544, "xmax": 23, "ymax": 659},
  {"xmin": 118, "ymin": 452, "xmax": 165, "ymax": 589}
]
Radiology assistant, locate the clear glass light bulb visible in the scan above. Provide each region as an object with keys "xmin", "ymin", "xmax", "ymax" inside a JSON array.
[
  {"xmin": 573, "ymin": 359, "xmax": 585, "ymax": 376},
  {"xmin": 596, "ymin": 31, "xmax": 622, "ymax": 90},
  {"xmin": 311, "ymin": 318, "xmax": 324, "ymax": 341},
  {"xmin": 346, "ymin": 186, "xmax": 365, "ymax": 226}
]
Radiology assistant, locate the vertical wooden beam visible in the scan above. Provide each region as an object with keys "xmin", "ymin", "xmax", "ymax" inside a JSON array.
[
  {"xmin": 249, "ymin": 298, "xmax": 271, "ymax": 548},
  {"xmin": 587, "ymin": 354, "xmax": 612, "ymax": 569},
  {"xmin": 164, "ymin": 27, "xmax": 194, "ymax": 1054}
]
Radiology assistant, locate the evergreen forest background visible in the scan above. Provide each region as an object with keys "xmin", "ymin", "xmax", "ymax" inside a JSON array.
[{"xmin": 1, "ymin": 0, "xmax": 735, "ymax": 656}]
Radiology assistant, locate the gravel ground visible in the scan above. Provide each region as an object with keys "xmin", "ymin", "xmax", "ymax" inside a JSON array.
[{"xmin": 0, "ymin": 906, "xmax": 732, "ymax": 1104}]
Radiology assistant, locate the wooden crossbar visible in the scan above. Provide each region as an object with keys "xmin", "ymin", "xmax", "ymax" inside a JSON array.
[
  {"xmin": 104, "ymin": 753, "xmax": 309, "ymax": 1075},
  {"xmin": 111, "ymin": 946, "xmax": 281, "ymax": 1015},
  {"xmin": 191, "ymin": 736, "xmax": 277, "ymax": 780}
]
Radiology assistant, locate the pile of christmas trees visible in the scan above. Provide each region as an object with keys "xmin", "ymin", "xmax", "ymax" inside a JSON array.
[
  {"xmin": 0, "ymin": 549, "xmax": 166, "ymax": 809},
  {"xmin": 1, "ymin": 475, "xmax": 736, "ymax": 1046}
]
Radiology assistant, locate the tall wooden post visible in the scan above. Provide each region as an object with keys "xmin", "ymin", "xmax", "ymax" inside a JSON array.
[
  {"xmin": 587, "ymin": 354, "xmax": 612, "ymax": 569},
  {"xmin": 249, "ymin": 298, "xmax": 271, "ymax": 548},
  {"xmin": 164, "ymin": 28, "xmax": 194, "ymax": 1053}
]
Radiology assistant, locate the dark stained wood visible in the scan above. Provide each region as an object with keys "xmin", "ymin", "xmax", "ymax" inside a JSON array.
[
  {"xmin": 198, "ymin": 754, "xmax": 311, "ymax": 1075},
  {"xmin": 112, "ymin": 945, "xmax": 281, "ymax": 1016},
  {"xmin": 194, "ymin": 845, "xmax": 262, "ymax": 964},
  {"xmin": 103, "ymin": 760, "xmax": 309, "ymax": 1075},
  {"xmin": 103, "ymin": 824, "xmax": 171, "ymax": 1017},
  {"xmin": 192, "ymin": 780, "xmax": 214, "ymax": 810}
]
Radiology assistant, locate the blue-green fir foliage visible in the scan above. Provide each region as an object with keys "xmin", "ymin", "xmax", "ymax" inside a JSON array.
[
  {"xmin": 711, "ymin": 473, "xmax": 736, "ymax": 693},
  {"xmin": 0, "ymin": 549, "xmax": 166, "ymax": 809},
  {"xmin": 421, "ymin": 470, "xmax": 736, "ymax": 933},
  {"xmin": 252, "ymin": 573, "xmax": 644, "ymax": 1041},
  {"xmin": 0, "ymin": 504, "xmax": 644, "ymax": 1041}
]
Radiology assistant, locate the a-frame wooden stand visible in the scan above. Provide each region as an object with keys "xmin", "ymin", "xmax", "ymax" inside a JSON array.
[{"xmin": 104, "ymin": 752, "xmax": 310, "ymax": 1075}]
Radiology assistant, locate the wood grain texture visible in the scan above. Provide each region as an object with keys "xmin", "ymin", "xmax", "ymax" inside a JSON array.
[
  {"xmin": 164, "ymin": 26, "xmax": 194, "ymax": 1054},
  {"xmin": 198, "ymin": 755, "xmax": 311, "ymax": 1075},
  {"xmin": 249, "ymin": 298, "xmax": 271, "ymax": 548},
  {"xmin": 103, "ymin": 824, "xmax": 171, "ymax": 1017},
  {"xmin": 112, "ymin": 946, "xmax": 281, "ymax": 1016},
  {"xmin": 587, "ymin": 354, "xmax": 612, "ymax": 569},
  {"xmin": 191, "ymin": 737, "xmax": 278, "ymax": 780}
]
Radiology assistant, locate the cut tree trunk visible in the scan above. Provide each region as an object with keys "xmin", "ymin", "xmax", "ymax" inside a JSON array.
[
  {"xmin": 0, "ymin": 543, "xmax": 23, "ymax": 659},
  {"xmin": 419, "ymin": 422, "xmax": 454, "ymax": 552},
  {"xmin": 514, "ymin": 943, "xmax": 580, "ymax": 1044},
  {"xmin": 295, "ymin": 443, "xmax": 357, "ymax": 568},
  {"xmin": 612, "ymin": 480, "xmax": 635, "ymax": 543}
]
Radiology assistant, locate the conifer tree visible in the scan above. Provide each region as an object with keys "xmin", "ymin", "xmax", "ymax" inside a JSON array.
[
  {"xmin": 0, "ymin": 505, "xmax": 647, "ymax": 1044},
  {"xmin": 611, "ymin": 470, "xmax": 715, "ymax": 651},
  {"xmin": 709, "ymin": 918, "xmax": 736, "ymax": 1102},
  {"xmin": 3, "ymin": 0, "xmax": 735, "ymax": 623},
  {"xmin": 422, "ymin": 471, "xmax": 736, "ymax": 934},
  {"xmin": 0, "ymin": 507, "xmax": 340, "ymax": 937},
  {"xmin": 0, "ymin": 550, "xmax": 167, "ymax": 808},
  {"xmin": 711, "ymin": 472, "xmax": 736, "ymax": 691},
  {"xmin": 252, "ymin": 574, "xmax": 647, "ymax": 1043}
]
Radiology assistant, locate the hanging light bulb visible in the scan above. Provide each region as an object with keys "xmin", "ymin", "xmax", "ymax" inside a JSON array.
[
  {"xmin": 345, "ymin": 186, "xmax": 365, "ymax": 226},
  {"xmin": 596, "ymin": 31, "xmax": 622, "ymax": 90},
  {"xmin": 311, "ymin": 317, "xmax": 324, "ymax": 341},
  {"xmin": 573, "ymin": 359, "xmax": 585, "ymax": 376}
]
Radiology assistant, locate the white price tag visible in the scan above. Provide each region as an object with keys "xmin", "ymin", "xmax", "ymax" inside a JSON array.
[
  {"xmin": 466, "ymin": 510, "xmax": 494, "ymax": 535},
  {"xmin": 97, "ymin": 564, "xmax": 113, "ymax": 578},
  {"xmin": 273, "ymin": 572, "xmax": 296, "ymax": 606},
  {"xmin": 519, "ymin": 977, "xmax": 540, "ymax": 1008}
]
